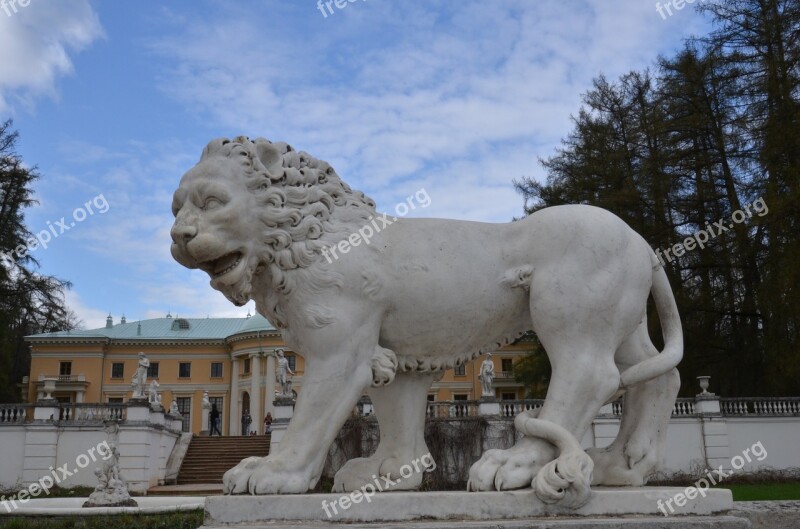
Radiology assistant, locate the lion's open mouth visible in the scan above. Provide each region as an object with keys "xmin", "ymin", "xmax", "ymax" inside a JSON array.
[{"xmin": 201, "ymin": 251, "xmax": 244, "ymax": 279}]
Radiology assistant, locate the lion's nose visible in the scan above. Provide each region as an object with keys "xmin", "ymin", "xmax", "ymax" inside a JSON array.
[{"xmin": 171, "ymin": 224, "xmax": 197, "ymax": 244}]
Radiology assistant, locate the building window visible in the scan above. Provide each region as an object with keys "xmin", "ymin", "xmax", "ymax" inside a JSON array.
[
  {"xmin": 211, "ymin": 362, "xmax": 223, "ymax": 378},
  {"xmin": 171, "ymin": 318, "xmax": 190, "ymax": 330},
  {"xmin": 501, "ymin": 358, "xmax": 513, "ymax": 373},
  {"xmin": 454, "ymin": 363, "xmax": 466, "ymax": 376},
  {"xmin": 286, "ymin": 354, "xmax": 296, "ymax": 371},
  {"xmin": 243, "ymin": 358, "xmax": 251, "ymax": 374},
  {"xmin": 453, "ymin": 394, "xmax": 468, "ymax": 401},
  {"xmin": 179, "ymin": 362, "xmax": 191, "ymax": 378},
  {"xmin": 502, "ymin": 392, "xmax": 516, "ymax": 401},
  {"xmin": 210, "ymin": 396, "xmax": 224, "ymax": 431},
  {"xmin": 59, "ymin": 362, "xmax": 72, "ymax": 376},
  {"xmin": 111, "ymin": 363, "xmax": 124, "ymax": 379},
  {"xmin": 177, "ymin": 397, "xmax": 191, "ymax": 432},
  {"xmin": 108, "ymin": 397, "xmax": 124, "ymax": 404},
  {"xmin": 147, "ymin": 362, "xmax": 159, "ymax": 379}
]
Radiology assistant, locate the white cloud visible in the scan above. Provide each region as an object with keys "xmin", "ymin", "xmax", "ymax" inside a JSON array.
[
  {"xmin": 0, "ymin": 0, "xmax": 103, "ymax": 113},
  {"xmin": 149, "ymin": 1, "xmax": 708, "ymax": 222},
  {"xmin": 64, "ymin": 289, "xmax": 107, "ymax": 330}
]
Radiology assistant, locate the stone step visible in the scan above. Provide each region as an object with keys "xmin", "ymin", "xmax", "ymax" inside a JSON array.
[
  {"xmin": 200, "ymin": 516, "xmax": 750, "ymax": 529},
  {"xmin": 203, "ymin": 489, "xmax": 737, "ymax": 525},
  {"xmin": 176, "ymin": 434, "xmax": 271, "ymax": 485}
]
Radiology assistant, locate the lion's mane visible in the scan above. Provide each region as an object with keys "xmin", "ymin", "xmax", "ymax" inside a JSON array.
[{"xmin": 200, "ymin": 136, "xmax": 378, "ymax": 328}]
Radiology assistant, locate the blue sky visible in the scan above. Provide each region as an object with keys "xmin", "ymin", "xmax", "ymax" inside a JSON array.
[{"xmin": 0, "ymin": 0, "xmax": 709, "ymax": 329}]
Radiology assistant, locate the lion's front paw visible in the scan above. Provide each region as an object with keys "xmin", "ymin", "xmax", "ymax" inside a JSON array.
[
  {"xmin": 222, "ymin": 456, "xmax": 315, "ymax": 495},
  {"xmin": 223, "ymin": 456, "xmax": 265, "ymax": 494},
  {"xmin": 467, "ymin": 438, "xmax": 556, "ymax": 492}
]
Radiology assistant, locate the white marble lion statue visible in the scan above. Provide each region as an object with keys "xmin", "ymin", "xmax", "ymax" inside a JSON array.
[{"xmin": 170, "ymin": 136, "xmax": 682, "ymax": 507}]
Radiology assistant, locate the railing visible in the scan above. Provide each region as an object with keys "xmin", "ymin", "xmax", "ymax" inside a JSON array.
[
  {"xmin": 604, "ymin": 398, "xmax": 697, "ymax": 417},
  {"xmin": 0, "ymin": 404, "xmax": 33, "ymax": 424},
  {"xmin": 426, "ymin": 401, "xmax": 478, "ymax": 418},
  {"xmin": 37, "ymin": 374, "xmax": 86, "ymax": 382},
  {"xmin": 720, "ymin": 397, "xmax": 800, "ymax": 416},
  {"xmin": 58, "ymin": 403, "xmax": 127, "ymax": 422},
  {"xmin": 500, "ymin": 400, "xmax": 544, "ymax": 417},
  {"xmin": 495, "ymin": 371, "xmax": 515, "ymax": 380},
  {"xmin": 673, "ymin": 398, "xmax": 696, "ymax": 416}
]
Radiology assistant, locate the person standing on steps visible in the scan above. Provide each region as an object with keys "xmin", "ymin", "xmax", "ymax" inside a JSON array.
[
  {"xmin": 241, "ymin": 410, "xmax": 251, "ymax": 436},
  {"xmin": 264, "ymin": 412, "xmax": 273, "ymax": 434}
]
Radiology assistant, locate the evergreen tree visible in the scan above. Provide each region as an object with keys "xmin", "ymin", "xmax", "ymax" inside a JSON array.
[{"xmin": 0, "ymin": 120, "xmax": 78, "ymax": 403}]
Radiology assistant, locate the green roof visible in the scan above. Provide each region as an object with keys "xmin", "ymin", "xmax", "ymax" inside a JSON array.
[{"xmin": 25, "ymin": 314, "xmax": 276, "ymax": 341}]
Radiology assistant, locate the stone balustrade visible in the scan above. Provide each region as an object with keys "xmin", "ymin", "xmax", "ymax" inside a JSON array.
[
  {"xmin": 0, "ymin": 403, "xmax": 33, "ymax": 424},
  {"xmin": 425, "ymin": 401, "xmax": 478, "ymax": 418},
  {"xmin": 499, "ymin": 399, "xmax": 544, "ymax": 417},
  {"xmin": 721, "ymin": 397, "xmax": 800, "ymax": 416},
  {"xmin": 37, "ymin": 373, "xmax": 86, "ymax": 382},
  {"xmin": 57, "ymin": 402, "xmax": 127, "ymax": 422}
]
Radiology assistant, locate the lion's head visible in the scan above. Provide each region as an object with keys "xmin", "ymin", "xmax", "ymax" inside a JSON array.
[{"xmin": 170, "ymin": 136, "xmax": 377, "ymax": 308}]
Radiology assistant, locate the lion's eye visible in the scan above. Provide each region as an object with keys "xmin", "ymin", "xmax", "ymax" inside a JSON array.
[{"xmin": 202, "ymin": 197, "xmax": 223, "ymax": 211}]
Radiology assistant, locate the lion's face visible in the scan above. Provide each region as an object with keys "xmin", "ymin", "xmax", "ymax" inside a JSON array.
[{"xmin": 170, "ymin": 156, "xmax": 262, "ymax": 306}]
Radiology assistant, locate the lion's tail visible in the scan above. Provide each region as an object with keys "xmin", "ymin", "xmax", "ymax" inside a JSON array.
[{"xmin": 618, "ymin": 248, "xmax": 683, "ymax": 389}]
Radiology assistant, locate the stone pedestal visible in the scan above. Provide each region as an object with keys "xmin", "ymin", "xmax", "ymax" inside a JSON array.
[
  {"xmin": 270, "ymin": 397, "xmax": 294, "ymax": 453},
  {"xmin": 695, "ymin": 393, "xmax": 730, "ymax": 472},
  {"xmin": 126, "ymin": 399, "xmax": 150, "ymax": 422},
  {"xmin": 33, "ymin": 399, "xmax": 59, "ymax": 422},
  {"xmin": 165, "ymin": 413, "xmax": 183, "ymax": 433},
  {"xmin": 200, "ymin": 406, "xmax": 210, "ymax": 436},
  {"xmin": 201, "ymin": 488, "xmax": 741, "ymax": 528},
  {"xmin": 477, "ymin": 397, "xmax": 500, "ymax": 417},
  {"xmin": 150, "ymin": 407, "xmax": 165, "ymax": 428}
]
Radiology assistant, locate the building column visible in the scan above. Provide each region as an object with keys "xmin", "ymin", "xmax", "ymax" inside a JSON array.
[
  {"xmin": 265, "ymin": 352, "xmax": 276, "ymax": 419},
  {"xmin": 229, "ymin": 357, "xmax": 239, "ymax": 436},
  {"xmin": 76, "ymin": 390, "xmax": 85, "ymax": 403},
  {"xmin": 249, "ymin": 353, "xmax": 261, "ymax": 434}
]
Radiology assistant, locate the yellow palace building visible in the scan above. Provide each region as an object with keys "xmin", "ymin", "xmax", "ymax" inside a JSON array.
[{"xmin": 24, "ymin": 313, "xmax": 532, "ymax": 435}]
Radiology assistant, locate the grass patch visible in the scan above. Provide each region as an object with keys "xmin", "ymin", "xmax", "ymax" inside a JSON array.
[
  {"xmin": 726, "ymin": 482, "xmax": 800, "ymax": 501},
  {"xmin": 0, "ymin": 510, "xmax": 203, "ymax": 529}
]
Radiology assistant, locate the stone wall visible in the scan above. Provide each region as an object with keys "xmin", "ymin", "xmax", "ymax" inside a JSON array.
[{"xmin": 0, "ymin": 401, "xmax": 182, "ymax": 493}]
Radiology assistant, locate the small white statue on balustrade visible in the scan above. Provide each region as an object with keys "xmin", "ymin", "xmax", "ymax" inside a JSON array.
[
  {"xmin": 276, "ymin": 349, "xmax": 295, "ymax": 398},
  {"xmin": 478, "ymin": 353, "xmax": 495, "ymax": 398},
  {"xmin": 132, "ymin": 352, "xmax": 149, "ymax": 399},
  {"xmin": 170, "ymin": 400, "xmax": 180, "ymax": 416},
  {"xmin": 148, "ymin": 380, "xmax": 160, "ymax": 405}
]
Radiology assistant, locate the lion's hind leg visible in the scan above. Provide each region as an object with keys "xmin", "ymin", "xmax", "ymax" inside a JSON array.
[
  {"xmin": 588, "ymin": 321, "xmax": 680, "ymax": 485},
  {"xmin": 333, "ymin": 372, "xmax": 435, "ymax": 493}
]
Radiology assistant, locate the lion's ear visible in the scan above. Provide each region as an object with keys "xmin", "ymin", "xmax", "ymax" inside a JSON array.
[{"xmin": 254, "ymin": 138, "xmax": 283, "ymax": 174}]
